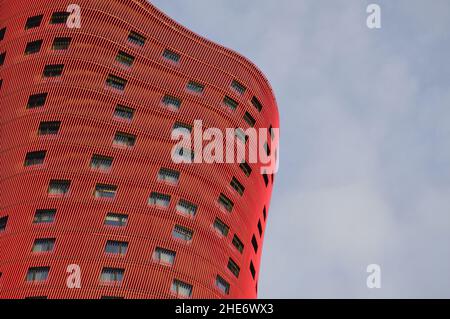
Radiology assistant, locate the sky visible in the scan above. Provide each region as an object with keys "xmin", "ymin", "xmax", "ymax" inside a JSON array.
[{"xmin": 151, "ymin": 0, "xmax": 450, "ymax": 298}]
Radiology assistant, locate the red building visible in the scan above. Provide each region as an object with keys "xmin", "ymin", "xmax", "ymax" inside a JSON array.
[{"xmin": 0, "ymin": 0, "xmax": 279, "ymax": 299}]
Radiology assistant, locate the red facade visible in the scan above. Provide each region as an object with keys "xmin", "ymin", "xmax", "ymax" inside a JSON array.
[{"xmin": 0, "ymin": 0, "xmax": 279, "ymax": 299}]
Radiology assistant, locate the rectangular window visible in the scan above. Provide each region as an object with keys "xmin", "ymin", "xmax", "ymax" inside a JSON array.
[
  {"xmin": 230, "ymin": 177, "xmax": 245, "ymax": 196},
  {"xmin": 250, "ymin": 261, "xmax": 256, "ymax": 279},
  {"xmin": 32, "ymin": 238, "xmax": 55, "ymax": 253},
  {"xmin": 218, "ymin": 193, "xmax": 234, "ymax": 213},
  {"xmin": 235, "ymin": 128, "xmax": 247, "ymax": 144},
  {"xmin": 228, "ymin": 258, "xmax": 240, "ymax": 278},
  {"xmin": 148, "ymin": 192, "xmax": 171, "ymax": 208},
  {"xmin": 24, "ymin": 150, "xmax": 46, "ymax": 166},
  {"xmin": 171, "ymin": 279, "xmax": 192, "ymax": 298},
  {"xmin": 0, "ymin": 27, "xmax": 5, "ymax": 41},
  {"xmin": 243, "ymin": 112, "xmax": 256, "ymax": 127},
  {"xmin": 186, "ymin": 81, "xmax": 204, "ymax": 93},
  {"xmin": 263, "ymin": 206, "xmax": 267, "ymax": 221},
  {"xmin": 26, "ymin": 267, "xmax": 49, "ymax": 282},
  {"xmin": 157, "ymin": 168, "xmax": 180, "ymax": 185},
  {"xmin": 113, "ymin": 131, "xmax": 136, "ymax": 148},
  {"xmin": 38, "ymin": 121, "xmax": 61, "ymax": 135},
  {"xmin": 114, "ymin": 104, "xmax": 134, "ymax": 121},
  {"xmin": 106, "ymin": 74, "xmax": 127, "ymax": 91},
  {"xmin": 25, "ymin": 40, "xmax": 43, "ymax": 55},
  {"xmin": 162, "ymin": 95, "xmax": 181, "ymax": 110},
  {"xmin": 251, "ymin": 234, "xmax": 258, "ymax": 253},
  {"xmin": 216, "ymin": 275, "xmax": 230, "ymax": 295},
  {"xmin": 50, "ymin": 12, "xmax": 69, "ymax": 24},
  {"xmin": 47, "ymin": 179, "xmax": 70, "ymax": 196},
  {"xmin": 25, "ymin": 15, "xmax": 44, "ymax": 29},
  {"xmin": 231, "ymin": 80, "xmax": 246, "ymax": 95},
  {"xmin": 0, "ymin": 52, "xmax": 5, "ymax": 66},
  {"xmin": 251, "ymin": 96, "xmax": 263, "ymax": 112},
  {"xmin": 105, "ymin": 240, "xmax": 128, "ymax": 255},
  {"xmin": 94, "ymin": 184, "xmax": 117, "ymax": 199},
  {"xmin": 116, "ymin": 50, "xmax": 135, "ymax": 67},
  {"xmin": 153, "ymin": 247, "xmax": 176, "ymax": 265},
  {"xmin": 239, "ymin": 161, "xmax": 252, "ymax": 177},
  {"xmin": 213, "ymin": 218, "xmax": 229, "ymax": 237},
  {"xmin": 33, "ymin": 209, "xmax": 56, "ymax": 224},
  {"xmin": 263, "ymin": 173, "xmax": 269, "ymax": 187},
  {"xmin": 104, "ymin": 212, "xmax": 128, "ymax": 227},
  {"xmin": 232, "ymin": 235, "xmax": 244, "ymax": 253},
  {"xmin": 223, "ymin": 96, "xmax": 238, "ymax": 111},
  {"xmin": 257, "ymin": 220, "xmax": 263, "ymax": 236},
  {"xmin": 100, "ymin": 268, "xmax": 124, "ymax": 283},
  {"xmin": 27, "ymin": 93, "xmax": 48, "ymax": 109},
  {"xmin": 176, "ymin": 199, "xmax": 197, "ymax": 217},
  {"xmin": 43, "ymin": 64, "xmax": 64, "ymax": 77},
  {"xmin": 162, "ymin": 49, "xmax": 180, "ymax": 63},
  {"xmin": 172, "ymin": 225, "xmax": 193, "ymax": 242},
  {"xmin": 0, "ymin": 216, "xmax": 8, "ymax": 232},
  {"xmin": 90, "ymin": 154, "xmax": 113, "ymax": 171},
  {"xmin": 52, "ymin": 37, "xmax": 71, "ymax": 50},
  {"xmin": 173, "ymin": 122, "xmax": 192, "ymax": 135},
  {"xmin": 128, "ymin": 31, "xmax": 146, "ymax": 46}
]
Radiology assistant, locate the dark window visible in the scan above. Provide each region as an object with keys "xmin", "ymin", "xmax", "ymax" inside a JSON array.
[
  {"xmin": 162, "ymin": 95, "xmax": 181, "ymax": 110},
  {"xmin": 263, "ymin": 173, "xmax": 269, "ymax": 187},
  {"xmin": 116, "ymin": 50, "xmax": 135, "ymax": 67},
  {"xmin": 43, "ymin": 64, "xmax": 64, "ymax": 77},
  {"xmin": 100, "ymin": 268, "xmax": 124, "ymax": 283},
  {"xmin": 157, "ymin": 168, "xmax": 180, "ymax": 185},
  {"xmin": 0, "ymin": 216, "xmax": 8, "ymax": 232},
  {"xmin": 33, "ymin": 209, "xmax": 56, "ymax": 224},
  {"xmin": 105, "ymin": 240, "xmax": 128, "ymax": 255},
  {"xmin": 94, "ymin": 184, "xmax": 117, "ymax": 199},
  {"xmin": 128, "ymin": 31, "xmax": 146, "ymax": 46},
  {"xmin": 173, "ymin": 122, "xmax": 192, "ymax": 135},
  {"xmin": 251, "ymin": 235, "xmax": 258, "ymax": 253},
  {"xmin": 250, "ymin": 261, "xmax": 256, "ymax": 279},
  {"xmin": 213, "ymin": 218, "xmax": 229, "ymax": 237},
  {"xmin": 38, "ymin": 121, "xmax": 61, "ymax": 135},
  {"xmin": 228, "ymin": 258, "xmax": 240, "ymax": 278},
  {"xmin": 230, "ymin": 177, "xmax": 245, "ymax": 196},
  {"xmin": 0, "ymin": 52, "xmax": 5, "ymax": 66},
  {"xmin": 47, "ymin": 179, "xmax": 70, "ymax": 196},
  {"xmin": 50, "ymin": 12, "xmax": 69, "ymax": 24},
  {"xmin": 26, "ymin": 267, "xmax": 49, "ymax": 282},
  {"xmin": 25, "ymin": 40, "xmax": 43, "ymax": 55},
  {"xmin": 243, "ymin": 112, "xmax": 256, "ymax": 127},
  {"xmin": 24, "ymin": 150, "xmax": 46, "ymax": 166},
  {"xmin": 251, "ymin": 96, "xmax": 263, "ymax": 112},
  {"xmin": 27, "ymin": 93, "xmax": 47, "ymax": 109},
  {"xmin": 172, "ymin": 225, "xmax": 193, "ymax": 241},
  {"xmin": 235, "ymin": 128, "xmax": 247, "ymax": 143},
  {"xmin": 113, "ymin": 131, "xmax": 136, "ymax": 148},
  {"xmin": 148, "ymin": 192, "xmax": 171, "ymax": 208},
  {"xmin": 239, "ymin": 161, "xmax": 252, "ymax": 177},
  {"xmin": 90, "ymin": 154, "xmax": 113, "ymax": 171},
  {"xmin": 153, "ymin": 247, "xmax": 176, "ymax": 265},
  {"xmin": 263, "ymin": 206, "xmax": 267, "ymax": 221},
  {"xmin": 0, "ymin": 27, "xmax": 5, "ymax": 41},
  {"xmin": 269, "ymin": 125, "xmax": 275, "ymax": 141},
  {"xmin": 174, "ymin": 147, "xmax": 194, "ymax": 162},
  {"xmin": 257, "ymin": 220, "xmax": 263, "ymax": 237},
  {"xmin": 176, "ymin": 199, "xmax": 197, "ymax": 217},
  {"xmin": 52, "ymin": 37, "xmax": 71, "ymax": 50},
  {"xmin": 264, "ymin": 142, "xmax": 271, "ymax": 156},
  {"xmin": 104, "ymin": 212, "xmax": 128, "ymax": 227},
  {"xmin": 216, "ymin": 275, "xmax": 230, "ymax": 295},
  {"xmin": 231, "ymin": 80, "xmax": 246, "ymax": 95},
  {"xmin": 25, "ymin": 15, "xmax": 44, "ymax": 29},
  {"xmin": 32, "ymin": 238, "xmax": 55, "ymax": 252},
  {"xmin": 171, "ymin": 279, "xmax": 192, "ymax": 298},
  {"xmin": 232, "ymin": 235, "xmax": 244, "ymax": 253},
  {"xmin": 186, "ymin": 81, "xmax": 204, "ymax": 93},
  {"xmin": 162, "ymin": 49, "xmax": 180, "ymax": 63},
  {"xmin": 218, "ymin": 193, "xmax": 234, "ymax": 212},
  {"xmin": 106, "ymin": 74, "xmax": 127, "ymax": 91},
  {"xmin": 114, "ymin": 104, "xmax": 134, "ymax": 120},
  {"xmin": 223, "ymin": 96, "xmax": 238, "ymax": 111}
]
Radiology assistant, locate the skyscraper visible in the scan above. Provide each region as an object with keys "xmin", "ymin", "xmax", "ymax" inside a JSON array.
[{"xmin": 0, "ymin": 0, "xmax": 279, "ymax": 298}]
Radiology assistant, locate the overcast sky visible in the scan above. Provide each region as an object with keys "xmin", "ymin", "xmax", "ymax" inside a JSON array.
[{"xmin": 151, "ymin": 0, "xmax": 450, "ymax": 298}]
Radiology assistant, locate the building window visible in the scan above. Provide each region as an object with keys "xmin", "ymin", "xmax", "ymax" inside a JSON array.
[
  {"xmin": 0, "ymin": 52, "xmax": 5, "ymax": 66},
  {"xmin": 33, "ymin": 209, "xmax": 56, "ymax": 224},
  {"xmin": 114, "ymin": 104, "xmax": 134, "ymax": 121},
  {"xmin": 243, "ymin": 112, "xmax": 256, "ymax": 127},
  {"xmin": 263, "ymin": 206, "xmax": 267, "ymax": 221},
  {"xmin": 239, "ymin": 161, "xmax": 252, "ymax": 177},
  {"xmin": 257, "ymin": 220, "xmax": 263, "ymax": 237},
  {"xmin": 47, "ymin": 179, "xmax": 70, "ymax": 196},
  {"xmin": 269, "ymin": 125, "xmax": 275, "ymax": 141},
  {"xmin": 0, "ymin": 216, "xmax": 8, "ymax": 232},
  {"xmin": 106, "ymin": 74, "xmax": 127, "ymax": 91},
  {"xmin": 148, "ymin": 192, "xmax": 171, "ymax": 208},
  {"xmin": 50, "ymin": 12, "xmax": 69, "ymax": 24},
  {"xmin": 263, "ymin": 173, "xmax": 269, "ymax": 187},
  {"xmin": 186, "ymin": 81, "xmax": 204, "ymax": 94},
  {"xmin": 104, "ymin": 212, "xmax": 128, "ymax": 227},
  {"xmin": 32, "ymin": 238, "xmax": 55, "ymax": 253},
  {"xmin": 90, "ymin": 154, "xmax": 113, "ymax": 171},
  {"xmin": 105, "ymin": 240, "xmax": 128, "ymax": 256},
  {"xmin": 172, "ymin": 225, "xmax": 193, "ymax": 242},
  {"xmin": 100, "ymin": 268, "xmax": 124, "ymax": 284},
  {"xmin": 153, "ymin": 247, "xmax": 176, "ymax": 265},
  {"xmin": 213, "ymin": 218, "xmax": 229, "ymax": 237},
  {"xmin": 0, "ymin": 27, "xmax": 5, "ymax": 41},
  {"xmin": 223, "ymin": 96, "xmax": 238, "ymax": 111},
  {"xmin": 26, "ymin": 267, "xmax": 49, "ymax": 282},
  {"xmin": 43, "ymin": 64, "xmax": 64, "ymax": 77},
  {"xmin": 173, "ymin": 122, "xmax": 192, "ymax": 135},
  {"xmin": 228, "ymin": 258, "xmax": 240, "ymax": 278},
  {"xmin": 113, "ymin": 131, "xmax": 136, "ymax": 148},
  {"xmin": 251, "ymin": 96, "xmax": 263, "ymax": 112},
  {"xmin": 116, "ymin": 50, "xmax": 135, "ymax": 67},
  {"xmin": 230, "ymin": 177, "xmax": 245, "ymax": 196},
  {"xmin": 235, "ymin": 128, "xmax": 247, "ymax": 144},
  {"xmin": 157, "ymin": 167, "xmax": 180, "ymax": 185},
  {"xmin": 52, "ymin": 37, "xmax": 71, "ymax": 50},
  {"xmin": 231, "ymin": 80, "xmax": 246, "ymax": 95},
  {"xmin": 38, "ymin": 121, "xmax": 61, "ymax": 135},
  {"xmin": 27, "ymin": 93, "xmax": 47, "ymax": 109},
  {"xmin": 162, "ymin": 95, "xmax": 181, "ymax": 110},
  {"xmin": 232, "ymin": 235, "xmax": 244, "ymax": 253},
  {"xmin": 162, "ymin": 49, "xmax": 180, "ymax": 63},
  {"xmin": 25, "ymin": 40, "xmax": 43, "ymax": 55},
  {"xmin": 216, "ymin": 275, "xmax": 230, "ymax": 295},
  {"xmin": 94, "ymin": 184, "xmax": 117, "ymax": 199},
  {"xmin": 250, "ymin": 261, "xmax": 256, "ymax": 279},
  {"xmin": 251, "ymin": 235, "xmax": 258, "ymax": 253},
  {"xmin": 218, "ymin": 193, "xmax": 234, "ymax": 212},
  {"xmin": 24, "ymin": 150, "xmax": 46, "ymax": 166},
  {"xmin": 176, "ymin": 199, "xmax": 197, "ymax": 217},
  {"xmin": 128, "ymin": 31, "xmax": 146, "ymax": 46},
  {"xmin": 171, "ymin": 279, "xmax": 192, "ymax": 298},
  {"xmin": 25, "ymin": 15, "xmax": 44, "ymax": 29}
]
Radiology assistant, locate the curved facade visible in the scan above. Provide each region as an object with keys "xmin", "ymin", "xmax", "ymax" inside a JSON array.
[{"xmin": 0, "ymin": 0, "xmax": 279, "ymax": 299}]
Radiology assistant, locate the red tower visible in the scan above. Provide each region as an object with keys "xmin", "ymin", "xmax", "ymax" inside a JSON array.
[{"xmin": 0, "ymin": 0, "xmax": 279, "ymax": 299}]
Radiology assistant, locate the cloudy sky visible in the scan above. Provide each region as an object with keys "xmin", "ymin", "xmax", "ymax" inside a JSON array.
[{"xmin": 151, "ymin": 0, "xmax": 450, "ymax": 298}]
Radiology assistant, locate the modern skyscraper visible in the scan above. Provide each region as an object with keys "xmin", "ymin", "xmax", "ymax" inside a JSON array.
[{"xmin": 0, "ymin": 0, "xmax": 279, "ymax": 298}]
